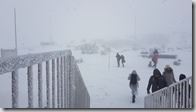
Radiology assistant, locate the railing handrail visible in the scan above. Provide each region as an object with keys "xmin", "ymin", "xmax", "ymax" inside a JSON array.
[
  {"xmin": 145, "ymin": 76, "xmax": 192, "ymax": 97},
  {"xmin": 0, "ymin": 49, "xmax": 72, "ymax": 75},
  {"xmin": 144, "ymin": 76, "xmax": 192, "ymax": 108}
]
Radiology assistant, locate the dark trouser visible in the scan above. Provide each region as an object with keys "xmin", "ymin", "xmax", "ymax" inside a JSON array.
[
  {"xmin": 132, "ymin": 95, "xmax": 135, "ymax": 103},
  {"xmin": 152, "ymin": 61, "xmax": 157, "ymax": 68},
  {"xmin": 117, "ymin": 59, "xmax": 120, "ymax": 67},
  {"xmin": 122, "ymin": 61, "xmax": 124, "ymax": 67}
]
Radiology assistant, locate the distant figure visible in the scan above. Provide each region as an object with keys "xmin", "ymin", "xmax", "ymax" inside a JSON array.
[
  {"xmin": 173, "ymin": 59, "xmax": 181, "ymax": 66},
  {"xmin": 162, "ymin": 65, "xmax": 176, "ymax": 86},
  {"xmin": 148, "ymin": 61, "xmax": 152, "ymax": 67},
  {"xmin": 116, "ymin": 53, "xmax": 121, "ymax": 67},
  {"xmin": 152, "ymin": 49, "xmax": 159, "ymax": 68},
  {"xmin": 153, "ymin": 49, "xmax": 158, "ymax": 55},
  {"xmin": 121, "ymin": 55, "xmax": 125, "ymax": 67},
  {"xmin": 128, "ymin": 70, "xmax": 140, "ymax": 103},
  {"xmin": 147, "ymin": 69, "xmax": 167, "ymax": 94},
  {"xmin": 178, "ymin": 74, "xmax": 191, "ymax": 108}
]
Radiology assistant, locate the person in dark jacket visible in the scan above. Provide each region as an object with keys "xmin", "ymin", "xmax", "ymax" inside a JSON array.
[
  {"xmin": 128, "ymin": 70, "xmax": 140, "ymax": 103},
  {"xmin": 116, "ymin": 53, "xmax": 121, "ymax": 67},
  {"xmin": 121, "ymin": 55, "xmax": 125, "ymax": 67},
  {"xmin": 178, "ymin": 74, "xmax": 191, "ymax": 108},
  {"xmin": 147, "ymin": 69, "xmax": 168, "ymax": 94}
]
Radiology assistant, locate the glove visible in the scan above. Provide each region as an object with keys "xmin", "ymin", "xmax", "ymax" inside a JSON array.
[{"xmin": 147, "ymin": 90, "xmax": 150, "ymax": 94}]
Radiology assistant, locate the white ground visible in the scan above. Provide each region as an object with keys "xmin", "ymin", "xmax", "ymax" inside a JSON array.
[{"xmin": 72, "ymin": 48, "xmax": 192, "ymax": 108}]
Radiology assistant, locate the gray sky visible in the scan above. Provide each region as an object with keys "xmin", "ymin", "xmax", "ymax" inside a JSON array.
[{"xmin": 0, "ymin": 0, "xmax": 192, "ymax": 48}]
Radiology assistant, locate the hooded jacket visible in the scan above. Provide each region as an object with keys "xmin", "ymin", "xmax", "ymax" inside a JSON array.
[
  {"xmin": 128, "ymin": 70, "xmax": 140, "ymax": 95},
  {"xmin": 147, "ymin": 69, "xmax": 168, "ymax": 93},
  {"xmin": 162, "ymin": 66, "xmax": 176, "ymax": 86}
]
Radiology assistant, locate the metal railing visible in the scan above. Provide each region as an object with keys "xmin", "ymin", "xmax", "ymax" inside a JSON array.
[
  {"xmin": 0, "ymin": 49, "xmax": 90, "ymax": 108},
  {"xmin": 144, "ymin": 76, "xmax": 192, "ymax": 108}
]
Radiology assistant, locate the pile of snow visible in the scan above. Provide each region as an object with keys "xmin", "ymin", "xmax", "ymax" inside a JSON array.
[{"xmin": 75, "ymin": 43, "xmax": 99, "ymax": 54}]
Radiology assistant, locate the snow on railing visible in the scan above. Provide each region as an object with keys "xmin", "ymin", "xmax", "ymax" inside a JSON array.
[
  {"xmin": 144, "ymin": 76, "xmax": 192, "ymax": 108},
  {"xmin": 0, "ymin": 49, "xmax": 90, "ymax": 108}
]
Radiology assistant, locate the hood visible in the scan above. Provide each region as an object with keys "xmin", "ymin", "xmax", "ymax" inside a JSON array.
[
  {"xmin": 131, "ymin": 70, "xmax": 137, "ymax": 74},
  {"xmin": 153, "ymin": 69, "xmax": 161, "ymax": 77}
]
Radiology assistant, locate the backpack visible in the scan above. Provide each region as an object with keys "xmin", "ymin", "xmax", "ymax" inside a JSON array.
[{"xmin": 130, "ymin": 74, "xmax": 137, "ymax": 84}]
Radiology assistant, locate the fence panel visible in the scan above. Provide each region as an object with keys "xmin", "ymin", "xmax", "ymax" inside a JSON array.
[
  {"xmin": 144, "ymin": 76, "xmax": 192, "ymax": 108},
  {"xmin": 0, "ymin": 50, "xmax": 90, "ymax": 108}
]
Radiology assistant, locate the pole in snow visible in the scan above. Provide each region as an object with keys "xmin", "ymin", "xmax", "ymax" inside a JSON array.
[
  {"xmin": 14, "ymin": 8, "xmax": 18, "ymax": 55},
  {"xmin": 108, "ymin": 50, "xmax": 110, "ymax": 70}
]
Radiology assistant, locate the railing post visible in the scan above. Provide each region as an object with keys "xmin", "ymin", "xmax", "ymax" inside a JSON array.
[
  {"xmin": 69, "ymin": 56, "xmax": 76, "ymax": 108},
  {"xmin": 174, "ymin": 85, "xmax": 177, "ymax": 108},
  {"xmin": 67, "ymin": 56, "xmax": 70, "ymax": 108},
  {"xmin": 46, "ymin": 61, "xmax": 50, "ymax": 108},
  {"xmin": 177, "ymin": 84, "xmax": 179, "ymax": 108},
  {"xmin": 190, "ymin": 80, "xmax": 192, "ymax": 108},
  {"xmin": 61, "ymin": 57, "xmax": 64, "ymax": 108},
  {"xmin": 167, "ymin": 87, "xmax": 171, "ymax": 108},
  {"xmin": 52, "ymin": 59, "xmax": 55, "ymax": 108},
  {"xmin": 182, "ymin": 82, "xmax": 185, "ymax": 108},
  {"xmin": 28, "ymin": 65, "xmax": 33, "ymax": 108},
  {"xmin": 179, "ymin": 82, "xmax": 182, "ymax": 108},
  {"xmin": 57, "ymin": 58, "xmax": 60, "ymax": 108},
  {"xmin": 12, "ymin": 70, "xmax": 18, "ymax": 108},
  {"xmin": 38, "ymin": 63, "xmax": 42, "ymax": 108},
  {"xmin": 64, "ymin": 56, "xmax": 68, "ymax": 108},
  {"xmin": 68, "ymin": 56, "xmax": 72, "ymax": 108}
]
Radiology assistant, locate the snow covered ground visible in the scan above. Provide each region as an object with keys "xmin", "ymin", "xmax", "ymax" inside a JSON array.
[
  {"xmin": 0, "ymin": 37, "xmax": 192, "ymax": 108},
  {"xmin": 72, "ymin": 48, "xmax": 192, "ymax": 108}
]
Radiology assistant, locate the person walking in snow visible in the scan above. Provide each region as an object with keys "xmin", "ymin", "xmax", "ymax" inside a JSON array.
[
  {"xmin": 161, "ymin": 65, "xmax": 177, "ymax": 108},
  {"xmin": 128, "ymin": 70, "xmax": 140, "ymax": 103},
  {"xmin": 147, "ymin": 69, "xmax": 167, "ymax": 94},
  {"xmin": 162, "ymin": 65, "xmax": 177, "ymax": 86},
  {"xmin": 178, "ymin": 74, "xmax": 191, "ymax": 108},
  {"xmin": 121, "ymin": 55, "xmax": 125, "ymax": 67},
  {"xmin": 116, "ymin": 53, "xmax": 121, "ymax": 67},
  {"xmin": 152, "ymin": 49, "xmax": 159, "ymax": 68},
  {"xmin": 153, "ymin": 49, "xmax": 158, "ymax": 55}
]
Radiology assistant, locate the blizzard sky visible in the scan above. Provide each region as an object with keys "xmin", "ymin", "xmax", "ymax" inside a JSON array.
[{"xmin": 0, "ymin": 0, "xmax": 192, "ymax": 49}]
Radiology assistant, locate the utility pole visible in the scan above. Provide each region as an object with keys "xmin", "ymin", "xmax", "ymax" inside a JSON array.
[
  {"xmin": 14, "ymin": 8, "xmax": 18, "ymax": 55},
  {"xmin": 134, "ymin": 14, "xmax": 137, "ymax": 49},
  {"xmin": 12, "ymin": 8, "xmax": 19, "ymax": 108},
  {"xmin": 108, "ymin": 50, "xmax": 110, "ymax": 70}
]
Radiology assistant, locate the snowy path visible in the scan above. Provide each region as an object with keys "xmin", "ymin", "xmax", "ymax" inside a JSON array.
[
  {"xmin": 73, "ymin": 50, "xmax": 150, "ymax": 108},
  {"xmin": 73, "ymin": 49, "xmax": 192, "ymax": 108}
]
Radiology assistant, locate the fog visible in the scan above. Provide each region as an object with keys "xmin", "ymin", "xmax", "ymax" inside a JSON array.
[{"xmin": 0, "ymin": 0, "xmax": 192, "ymax": 49}]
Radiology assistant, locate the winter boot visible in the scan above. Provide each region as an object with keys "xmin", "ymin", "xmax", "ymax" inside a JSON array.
[{"xmin": 132, "ymin": 95, "xmax": 135, "ymax": 103}]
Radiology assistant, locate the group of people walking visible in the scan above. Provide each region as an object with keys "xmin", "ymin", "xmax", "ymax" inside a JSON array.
[
  {"xmin": 147, "ymin": 65, "xmax": 176, "ymax": 94},
  {"xmin": 127, "ymin": 65, "xmax": 190, "ymax": 106},
  {"xmin": 115, "ymin": 50, "xmax": 190, "ymax": 106},
  {"xmin": 116, "ymin": 53, "xmax": 125, "ymax": 67}
]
